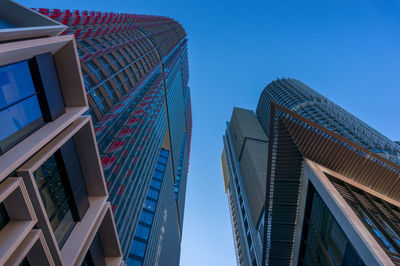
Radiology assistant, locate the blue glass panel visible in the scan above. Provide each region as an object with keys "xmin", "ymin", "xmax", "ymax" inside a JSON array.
[
  {"xmin": 0, "ymin": 61, "xmax": 36, "ymax": 109},
  {"xmin": 0, "ymin": 96, "xmax": 42, "ymax": 142},
  {"xmin": 155, "ymin": 163, "xmax": 165, "ymax": 172},
  {"xmin": 143, "ymin": 199, "xmax": 156, "ymax": 212},
  {"xmin": 127, "ymin": 258, "xmax": 142, "ymax": 266},
  {"xmin": 139, "ymin": 210, "xmax": 153, "ymax": 225},
  {"xmin": 153, "ymin": 170, "xmax": 163, "ymax": 181},
  {"xmin": 158, "ymin": 156, "xmax": 167, "ymax": 165},
  {"xmin": 150, "ymin": 179, "xmax": 161, "ymax": 190},
  {"xmin": 136, "ymin": 224, "xmax": 150, "ymax": 240},
  {"xmin": 130, "ymin": 240, "xmax": 146, "ymax": 258},
  {"xmin": 147, "ymin": 188, "xmax": 159, "ymax": 200}
]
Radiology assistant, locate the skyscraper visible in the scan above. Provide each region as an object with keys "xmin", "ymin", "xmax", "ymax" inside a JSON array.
[
  {"xmin": 256, "ymin": 78, "xmax": 400, "ymax": 163},
  {"xmin": 34, "ymin": 7, "xmax": 192, "ymax": 264},
  {"xmin": 221, "ymin": 78, "xmax": 400, "ymax": 265},
  {"xmin": 0, "ymin": 1, "xmax": 122, "ymax": 265}
]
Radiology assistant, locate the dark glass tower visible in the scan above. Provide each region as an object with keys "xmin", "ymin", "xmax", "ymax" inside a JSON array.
[
  {"xmin": 221, "ymin": 78, "xmax": 400, "ymax": 265},
  {"xmin": 34, "ymin": 8, "xmax": 192, "ymax": 264}
]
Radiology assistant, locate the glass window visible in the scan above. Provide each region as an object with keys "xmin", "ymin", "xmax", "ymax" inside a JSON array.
[
  {"xmin": 127, "ymin": 258, "xmax": 142, "ymax": 266},
  {"xmin": 158, "ymin": 156, "xmax": 168, "ymax": 165},
  {"xmin": 130, "ymin": 239, "xmax": 146, "ymax": 258},
  {"xmin": 155, "ymin": 163, "xmax": 165, "ymax": 172},
  {"xmin": 0, "ymin": 96, "xmax": 42, "ymax": 142},
  {"xmin": 0, "ymin": 61, "xmax": 43, "ymax": 151},
  {"xmin": 150, "ymin": 179, "xmax": 161, "ymax": 190},
  {"xmin": 139, "ymin": 210, "xmax": 153, "ymax": 225},
  {"xmin": 143, "ymin": 199, "xmax": 156, "ymax": 212},
  {"xmin": 0, "ymin": 61, "xmax": 36, "ymax": 109},
  {"xmin": 34, "ymin": 153, "xmax": 75, "ymax": 247},
  {"xmin": 135, "ymin": 224, "xmax": 150, "ymax": 240},
  {"xmin": 147, "ymin": 188, "xmax": 159, "ymax": 200},
  {"xmin": 153, "ymin": 170, "xmax": 163, "ymax": 181}
]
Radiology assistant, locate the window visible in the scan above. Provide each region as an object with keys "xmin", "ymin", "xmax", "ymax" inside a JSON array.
[
  {"xmin": 130, "ymin": 240, "xmax": 146, "ymax": 257},
  {"xmin": 139, "ymin": 210, "xmax": 153, "ymax": 225},
  {"xmin": 158, "ymin": 156, "xmax": 167, "ymax": 165},
  {"xmin": 153, "ymin": 170, "xmax": 163, "ymax": 181},
  {"xmin": 127, "ymin": 258, "xmax": 142, "ymax": 266},
  {"xmin": 0, "ymin": 203, "xmax": 9, "ymax": 231},
  {"xmin": 143, "ymin": 199, "xmax": 156, "ymax": 212},
  {"xmin": 155, "ymin": 162, "xmax": 165, "ymax": 172},
  {"xmin": 0, "ymin": 61, "xmax": 43, "ymax": 153},
  {"xmin": 150, "ymin": 179, "xmax": 161, "ymax": 190},
  {"xmin": 136, "ymin": 224, "xmax": 150, "ymax": 240},
  {"xmin": 34, "ymin": 154, "xmax": 75, "ymax": 247},
  {"xmin": 147, "ymin": 188, "xmax": 159, "ymax": 200}
]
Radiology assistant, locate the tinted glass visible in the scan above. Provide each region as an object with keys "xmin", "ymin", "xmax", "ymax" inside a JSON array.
[
  {"xmin": 0, "ymin": 96, "xmax": 42, "ymax": 142},
  {"xmin": 130, "ymin": 240, "xmax": 146, "ymax": 257},
  {"xmin": 0, "ymin": 61, "xmax": 36, "ymax": 109}
]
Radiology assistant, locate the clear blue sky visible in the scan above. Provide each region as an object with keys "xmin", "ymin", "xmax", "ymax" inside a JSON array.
[{"xmin": 20, "ymin": 0, "xmax": 400, "ymax": 265}]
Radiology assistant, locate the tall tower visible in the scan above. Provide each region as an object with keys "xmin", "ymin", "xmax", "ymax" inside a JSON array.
[
  {"xmin": 222, "ymin": 78, "xmax": 400, "ymax": 265},
  {"xmin": 256, "ymin": 78, "xmax": 400, "ymax": 163},
  {"xmin": 34, "ymin": 7, "xmax": 192, "ymax": 264},
  {"xmin": 0, "ymin": 1, "xmax": 122, "ymax": 265}
]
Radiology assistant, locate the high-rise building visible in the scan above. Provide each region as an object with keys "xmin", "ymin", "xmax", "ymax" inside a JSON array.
[
  {"xmin": 221, "ymin": 78, "xmax": 400, "ymax": 265},
  {"xmin": 0, "ymin": 1, "xmax": 122, "ymax": 265},
  {"xmin": 256, "ymin": 78, "xmax": 400, "ymax": 163},
  {"xmin": 34, "ymin": 6, "xmax": 192, "ymax": 264}
]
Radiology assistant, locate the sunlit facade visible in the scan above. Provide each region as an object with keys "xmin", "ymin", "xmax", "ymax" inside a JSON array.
[
  {"xmin": 35, "ymin": 7, "xmax": 192, "ymax": 264},
  {"xmin": 222, "ymin": 78, "xmax": 400, "ymax": 265}
]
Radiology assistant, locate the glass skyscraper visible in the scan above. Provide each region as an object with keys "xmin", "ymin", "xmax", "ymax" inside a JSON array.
[
  {"xmin": 256, "ymin": 78, "xmax": 400, "ymax": 163},
  {"xmin": 221, "ymin": 78, "xmax": 400, "ymax": 265},
  {"xmin": 34, "ymin": 8, "xmax": 192, "ymax": 264}
]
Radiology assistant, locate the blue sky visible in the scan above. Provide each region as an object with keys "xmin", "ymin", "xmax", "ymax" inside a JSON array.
[{"xmin": 20, "ymin": 0, "xmax": 400, "ymax": 265}]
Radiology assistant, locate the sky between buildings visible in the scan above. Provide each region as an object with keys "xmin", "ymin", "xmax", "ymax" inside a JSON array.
[{"xmin": 19, "ymin": 0, "xmax": 400, "ymax": 265}]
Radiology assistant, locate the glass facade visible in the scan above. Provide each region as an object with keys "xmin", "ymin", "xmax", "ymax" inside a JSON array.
[
  {"xmin": 0, "ymin": 61, "xmax": 43, "ymax": 153},
  {"xmin": 256, "ymin": 78, "xmax": 400, "ymax": 164},
  {"xmin": 37, "ymin": 8, "xmax": 192, "ymax": 260},
  {"xmin": 34, "ymin": 153, "xmax": 76, "ymax": 247},
  {"xmin": 127, "ymin": 149, "xmax": 169, "ymax": 266},
  {"xmin": 299, "ymin": 184, "xmax": 364, "ymax": 266},
  {"xmin": 174, "ymin": 132, "xmax": 186, "ymax": 199},
  {"xmin": 328, "ymin": 174, "xmax": 400, "ymax": 264}
]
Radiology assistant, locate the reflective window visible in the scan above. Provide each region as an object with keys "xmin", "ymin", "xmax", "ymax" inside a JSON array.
[
  {"xmin": 155, "ymin": 162, "xmax": 165, "ymax": 172},
  {"xmin": 34, "ymin": 153, "xmax": 75, "ymax": 247},
  {"xmin": 139, "ymin": 210, "xmax": 153, "ymax": 225},
  {"xmin": 135, "ymin": 224, "xmax": 150, "ymax": 240},
  {"xmin": 143, "ymin": 199, "xmax": 156, "ymax": 212},
  {"xmin": 153, "ymin": 170, "xmax": 163, "ymax": 181},
  {"xmin": 130, "ymin": 240, "xmax": 146, "ymax": 257},
  {"xmin": 147, "ymin": 188, "xmax": 159, "ymax": 200},
  {"xmin": 150, "ymin": 179, "xmax": 161, "ymax": 190},
  {"xmin": 0, "ymin": 61, "xmax": 43, "ymax": 152}
]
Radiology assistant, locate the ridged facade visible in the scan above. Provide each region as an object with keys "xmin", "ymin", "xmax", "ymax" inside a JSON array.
[
  {"xmin": 222, "ymin": 78, "xmax": 400, "ymax": 266},
  {"xmin": 35, "ymin": 8, "xmax": 192, "ymax": 264},
  {"xmin": 256, "ymin": 78, "xmax": 400, "ymax": 163}
]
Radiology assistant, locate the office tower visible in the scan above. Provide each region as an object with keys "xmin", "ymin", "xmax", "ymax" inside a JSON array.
[
  {"xmin": 221, "ymin": 78, "xmax": 400, "ymax": 265},
  {"xmin": 0, "ymin": 1, "xmax": 122, "ymax": 265},
  {"xmin": 256, "ymin": 78, "xmax": 400, "ymax": 163},
  {"xmin": 34, "ymin": 6, "xmax": 192, "ymax": 264}
]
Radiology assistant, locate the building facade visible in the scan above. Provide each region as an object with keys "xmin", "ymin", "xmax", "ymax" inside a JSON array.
[
  {"xmin": 34, "ymin": 6, "xmax": 192, "ymax": 264},
  {"xmin": 222, "ymin": 78, "xmax": 400, "ymax": 265},
  {"xmin": 0, "ymin": 1, "xmax": 122, "ymax": 265}
]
